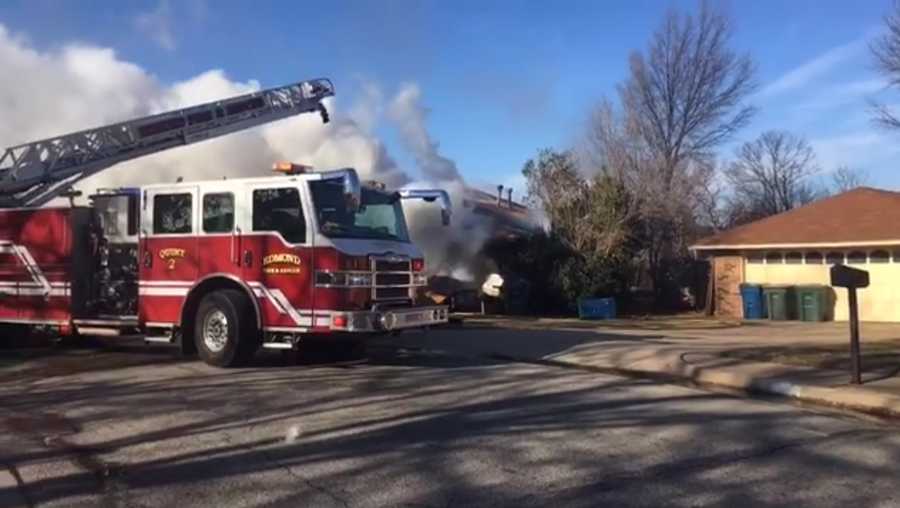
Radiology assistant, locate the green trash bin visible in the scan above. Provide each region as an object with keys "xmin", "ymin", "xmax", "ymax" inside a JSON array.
[
  {"xmin": 762, "ymin": 285, "xmax": 795, "ymax": 320},
  {"xmin": 795, "ymin": 285, "xmax": 828, "ymax": 322}
]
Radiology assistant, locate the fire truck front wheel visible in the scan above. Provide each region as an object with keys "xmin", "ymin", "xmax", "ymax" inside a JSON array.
[{"xmin": 194, "ymin": 290, "xmax": 258, "ymax": 367}]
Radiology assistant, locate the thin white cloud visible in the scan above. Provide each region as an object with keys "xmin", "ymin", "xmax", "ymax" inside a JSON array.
[
  {"xmin": 759, "ymin": 38, "xmax": 866, "ymax": 98},
  {"xmin": 811, "ymin": 129, "xmax": 900, "ymax": 178},
  {"xmin": 135, "ymin": 0, "xmax": 176, "ymax": 51},
  {"xmin": 792, "ymin": 78, "xmax": 888, "ymax": 113}
]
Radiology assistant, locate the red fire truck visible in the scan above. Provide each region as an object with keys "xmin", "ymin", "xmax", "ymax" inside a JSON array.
[{"xmin": 0, "ymin": 78, "xmax": 450, "ymax": 366}]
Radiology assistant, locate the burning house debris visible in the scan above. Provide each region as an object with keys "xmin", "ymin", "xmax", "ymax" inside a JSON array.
[{"xmin": 418, "ymin": 186, "xmax": 541, "ymax": 312}]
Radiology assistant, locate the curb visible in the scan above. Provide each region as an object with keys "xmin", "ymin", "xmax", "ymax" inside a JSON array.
[
  {"xmin": 491, "ymin": 352, "xmax": 900, "ymax": 420},
  {"xmin": 746, "ymin": 378, "xmax": 900, "ymax": 419}
]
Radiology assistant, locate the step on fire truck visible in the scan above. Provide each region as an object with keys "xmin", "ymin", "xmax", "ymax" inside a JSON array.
[{"xmin": 0, "ymin": 78, "xmax": 450, "ymax": 366}]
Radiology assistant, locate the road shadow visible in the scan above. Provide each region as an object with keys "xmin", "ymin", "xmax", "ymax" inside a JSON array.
[
  {"xmin": 0, "ymin": 331, "xmax": 510, "ymax": 384},
  {"xmin": 1, "ymin": 345, "xmax": 895, "ymax": 508},
  {"xmin": 248, "ymin": 340, "xmax": 506, "ymax": 370},
  {"xmin": 3, "ymin": 321, "xmax": 899, "ymax": 507},
  {"xmin": 394, "ymin": 322, "xmax": 669, "ymax": 364}
]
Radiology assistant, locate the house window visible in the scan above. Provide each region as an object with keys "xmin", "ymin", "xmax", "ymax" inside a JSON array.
[
  {"xmin": 765, "ymin": 252, "xmax": 783, "ymax": 264},
  {"xmin": 847, "ymin": 251, "xmax": 867, "ymax": 264},
  {"xmin": 826, "ymin": 252, "xmax": 845, "ymax": 265},
  {"xmin": 785, "ymin": 252, "xmax": 803, "ymax": 264},
  {"xmin": 746, "ymin": 252, "xmax": 764, "ymax": 264},
  {"xmin": 870, "ymin": 250, "xmax": 890, "ymax": 264},
  {"xmin": 805, "ymin": 252, "xmax": 824, "ymax": 264},
  {"xmin": 893, "ymin": 251, "xmax": 900, "ymax": 263}
]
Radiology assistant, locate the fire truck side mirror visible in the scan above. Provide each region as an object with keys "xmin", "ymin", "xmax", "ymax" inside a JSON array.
[
  {"xmin": 343, "ymin": 171, "xmax": 361, "ymax": 213},
  {"xmin": 320, "ymin": 168, "xmax": 361, "ymax": 214},
  {"xmin": 397, "ymin": 189, "xmax": 452, "ymax": 226},
  {"xmin": 439, "ymin": 191, "xmax": 451, "ymax": 226}
]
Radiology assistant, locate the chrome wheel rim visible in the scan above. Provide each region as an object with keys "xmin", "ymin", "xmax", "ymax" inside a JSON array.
[{"xmin": 203, "ymin": 310, "xmax": 229, "ymax": 353}]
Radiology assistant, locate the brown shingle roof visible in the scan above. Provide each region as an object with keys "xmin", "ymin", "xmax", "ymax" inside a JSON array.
[{"xmin": 693, "ymin": 187, "xmax": 900, "ymax": 249}]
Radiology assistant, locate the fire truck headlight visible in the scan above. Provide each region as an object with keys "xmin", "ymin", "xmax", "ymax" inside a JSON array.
[
  {"xmin": 346, "ymin": 273, "xmax": 373, "ymax": 287},
  {"xmin": 412, "ymin": 273, "xmax": 428, "ymax": 286},
  {"xmin": 315, "ymin": 271, "xmax": 344, "ymax": 286},
  {"xmin": 379, "ymin": 312, "xmax": 397, "ymax": 330},
  {"xmin": 315, "ymin": 271, "xmax": 372, "ymax": 287}
]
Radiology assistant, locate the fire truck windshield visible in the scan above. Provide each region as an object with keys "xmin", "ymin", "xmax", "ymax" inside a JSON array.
[{"xmin": 310, "ymin": 179, "xmax": 411, "ymax": 242}]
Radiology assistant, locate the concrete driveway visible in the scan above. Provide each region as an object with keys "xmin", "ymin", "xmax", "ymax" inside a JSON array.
[
  {"xmin": 411, "ymin": 316, "xmax": 900, "ymax": 385},
  {"xmin": 399, "ymin": 316, "xmax": 900, "ymax": 416},
  {"xmin": 2, "ymin": 331, "xmax": 900, "ymax": 507}
]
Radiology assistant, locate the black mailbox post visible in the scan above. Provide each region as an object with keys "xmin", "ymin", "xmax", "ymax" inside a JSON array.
[
  {"xmin": 830, "ymin": 265, "xmax": 870, "ymax": 384},
  {"xmin": 830, "ymin": 264, "xmax": 869, "ymax": 289}
]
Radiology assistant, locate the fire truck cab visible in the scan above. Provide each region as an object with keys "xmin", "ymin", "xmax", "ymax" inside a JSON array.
[{"xmin": 0, "ymin": 78, "xmax": 452, "ymax": 367}]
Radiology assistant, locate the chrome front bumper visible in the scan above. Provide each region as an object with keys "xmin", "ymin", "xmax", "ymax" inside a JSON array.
[{"xmin": 330, "ymin": 306, "xmax": 449, "ymax": 332}]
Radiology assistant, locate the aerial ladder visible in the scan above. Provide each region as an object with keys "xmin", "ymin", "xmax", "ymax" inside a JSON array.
[{"xmin": 0, "ymin": 78, "xmax": 334, "ymax": 208}]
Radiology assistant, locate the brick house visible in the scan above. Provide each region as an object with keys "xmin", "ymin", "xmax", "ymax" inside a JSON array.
[{"xmin": 692, "ymin": 187, "xmax": 900, "ymax": 322}]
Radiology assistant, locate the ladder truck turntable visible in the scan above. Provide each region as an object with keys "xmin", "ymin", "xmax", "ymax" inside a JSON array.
[{"xmin": 0, "ymin": 78, "xmax": 451, "ymax": 367}]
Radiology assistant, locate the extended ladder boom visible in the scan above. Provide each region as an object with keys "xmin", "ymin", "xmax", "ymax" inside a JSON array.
[{"xmin": 0, "ymin": 78, "xmax": 334, "ymax": 208}]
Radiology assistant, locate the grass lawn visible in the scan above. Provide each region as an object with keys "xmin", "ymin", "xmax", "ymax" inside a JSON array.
[
  {"xmin": 720, "ymin": 339, "xmax": 900, "ymax": 373},
  {"xmin": 456, "ymin": 312, "xmax": 741, "ymax": 331}
]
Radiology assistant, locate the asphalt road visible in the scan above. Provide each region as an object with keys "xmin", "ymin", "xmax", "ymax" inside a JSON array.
[{"xmin": 1, "ymin": 333, "xmax": 900, "ymax": 508}]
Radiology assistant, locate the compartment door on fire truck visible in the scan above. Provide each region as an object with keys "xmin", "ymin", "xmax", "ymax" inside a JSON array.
[
  {"xmin": 244, "ymin": 183, "xmax": 314, "ymax": 329},
  {"xmin": 139, "ymin": 186, "xmax": 199, "ymax": 324}
]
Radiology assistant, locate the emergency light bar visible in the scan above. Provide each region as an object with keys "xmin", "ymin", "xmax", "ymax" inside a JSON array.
[{"xmin": 272, "ymin": 162, "xmax": 312, "ymax": 175}]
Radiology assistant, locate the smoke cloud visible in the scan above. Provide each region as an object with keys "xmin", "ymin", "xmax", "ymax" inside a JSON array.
[
  {"xmin": 386, "ymin": 85, "xmax": 495, "ymax": 281},
  {"xmin": 388, "ymin": 83, "xmax": 463, "ymax": 183},
  {"xmin": 0, "ymin": 24, "xmax": 496, "ymax": 281}
]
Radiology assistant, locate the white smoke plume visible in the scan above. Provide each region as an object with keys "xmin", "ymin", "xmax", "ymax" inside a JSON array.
[
  {"xmin": 0, "ymin": 24, "xmax": 496, "ymax": 282},
  {"xmin": 0, "ymin": 25, "xmax": 405, "ymax": 190},
  {"xmin": 89, "ymin": 70, "xmax": 411, "ymax": 191},
  {"xmin": 387, "ymin": 83, "xmax": 496, "ymax": 281},
  {"xmin": 388, "ymin": 84, "xmax": 463, "ymax": 183}
]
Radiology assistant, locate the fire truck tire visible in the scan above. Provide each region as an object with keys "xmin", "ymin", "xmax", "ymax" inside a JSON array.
[{"xmin": 194, "ymin": 290, "xmax": 258, "ymax": 367}]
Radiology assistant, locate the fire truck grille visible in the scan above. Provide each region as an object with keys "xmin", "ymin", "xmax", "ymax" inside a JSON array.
[
  {"xmin": 374, "ymin": 259, "xmax": 410, "ymax": 272},
  {"xmin": 375, "ymin": 287, "xmax": 410, "ymax": 300},
  {"xmin": 376, "ymin": 273, "xmax": 411, "ymax": 286}
]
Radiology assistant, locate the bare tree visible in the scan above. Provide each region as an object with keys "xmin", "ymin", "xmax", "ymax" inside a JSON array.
[
  {"xmin": 618, "ymin": 1, "xmax": 757, "ymax": 188},
  {"xmin": 726, "ymin": 130, "xmax": 821, "ymax": 221},
  {"xmin": 582, "ymin": 99, "xmax": 649, "ymax": 182},
  {"xmin": 583, "ymin": 1, "xmax": 756, "ymax": 302},
  {"xmin": 871, "ymin": 3, "xmax": 900, "ymax": 128},
  {"xmin": 694, "ymin": 164, "xmax": 732, "ymax": 231},
  {"xmin": 831, "ymin": 165, "xmax": 869, "ymax": 193}
]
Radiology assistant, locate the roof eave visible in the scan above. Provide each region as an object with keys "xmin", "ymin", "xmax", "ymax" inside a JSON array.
[{"xmin": 691, "ymin": 239, "xmax": 900, "ymax": 251}]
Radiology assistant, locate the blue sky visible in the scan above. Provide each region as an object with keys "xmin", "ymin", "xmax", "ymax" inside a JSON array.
[{"xmin": 1, "ymin": 0, "xmax": 899, "ymax": 191}]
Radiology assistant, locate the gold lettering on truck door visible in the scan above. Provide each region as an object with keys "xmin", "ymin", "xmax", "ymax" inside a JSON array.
[
  {"xmin": 263, "ymin": 253, "xmax": 302, "ymax": 274},
  {"xmin": 159, "ymin": 248, "xmax": 186, "ymax": 270}
]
